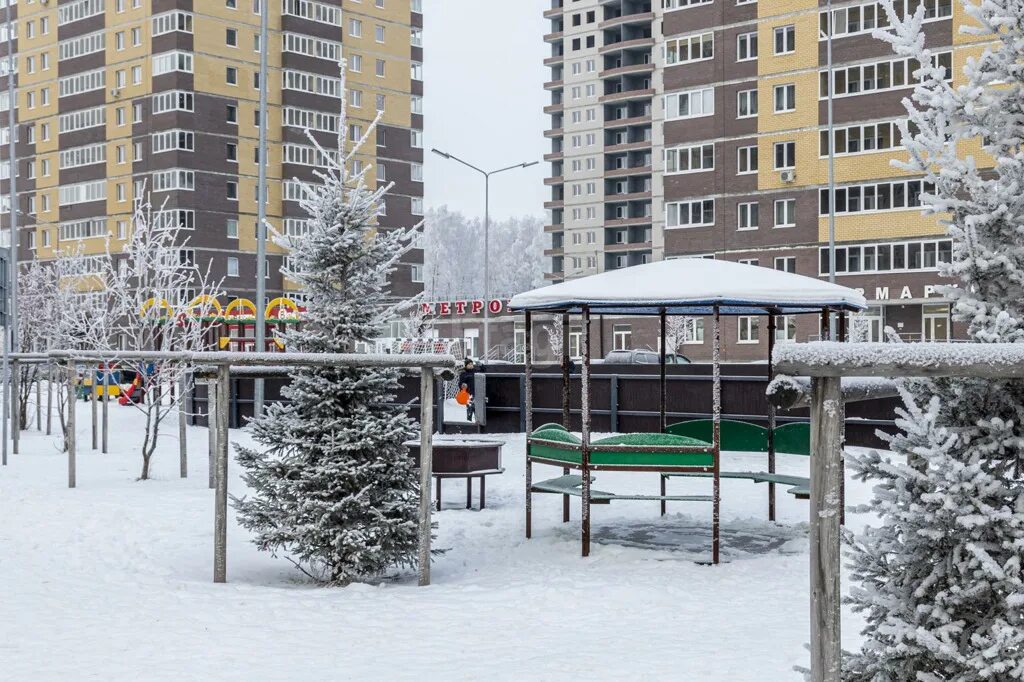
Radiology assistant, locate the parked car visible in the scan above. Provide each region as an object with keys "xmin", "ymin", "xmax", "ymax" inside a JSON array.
[{"xmin": 600, "ymin": 349, "xmax": 691, "ymax": 365}]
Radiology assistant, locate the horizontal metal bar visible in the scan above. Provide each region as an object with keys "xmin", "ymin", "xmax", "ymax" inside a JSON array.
[
  {"xmin": 485, "ymin": 371, "xmax": 768, "ymax": 382},
  {"xmin": 48, "ymin": 349, "xmax": 459, "ymax": 370}
]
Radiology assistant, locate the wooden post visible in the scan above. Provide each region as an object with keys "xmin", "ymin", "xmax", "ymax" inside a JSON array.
[
  {"xmin": 101, "ymin": 368, "xmax": 109, "ymax": 454},
  {"xmin": 712, "ymin": 307, "xmax": 721, "ymax": 565},
  {"xmin": 213, "ymin": 364, "xmax": 230, "ymax": 583},
  {"xmin": 35, "ymin": 370, "xmax": 41, "ymax": 431},
  {"xmin": 46, "ymin": 363, "xmax": 53, "ymax": 436},
  {"xmin": 580, "ymin": 305, "xmax": 592, "ymax": 557},
  {"xmin": 417, "ymin": 366, "xmax": 435, "ymax": 587},
  {"xmin": 207, "ymin": 378, "xmax": 217, "ymax": 490},
  {"xmin": 178, "ymin": 373, "xmax": 188, "ymax": 478},
  {"xmin": 809, "ymin": 375, "xmax": 843, "ymax": 682},
  {"xmin": 91, "ymin": 365, "xmax": 98, "ymax": 451},
  {"xmin": 659, "ymin": 307, "xmax": 667, "ymax": 433},
  {"xmin": 66, "ymin": 363, "xmax": 76, "ymax": 489},
  {"xmin": 767, "ymin": 313, "xmax": 777, "ymax": 522},
  {"xmin": 524, "ymin": 311, "xmax": 534, "ymax": 539},
  {"xmin": 12, "ymin": 357, "xmax": 19, "ymax": 454}
]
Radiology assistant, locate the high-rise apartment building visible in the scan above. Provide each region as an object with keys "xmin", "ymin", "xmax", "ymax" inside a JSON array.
[
  {"xmin": 545, "ymin": 0, "xmax": 967, "ymax": 360},
  {"xmin": 0, "ymin": 0, "xmax": 424, "ymax": 311}
]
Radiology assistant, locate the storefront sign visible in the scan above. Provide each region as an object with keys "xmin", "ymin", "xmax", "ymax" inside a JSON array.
[
  {"xmin": 852, "ymin": 283, "xmax": 951, "ymax": 301},
  {"xmin": 421, "ymin": 299, "xmax": 512, "ymax": 317}
]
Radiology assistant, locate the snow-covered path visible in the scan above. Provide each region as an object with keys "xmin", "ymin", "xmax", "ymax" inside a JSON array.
[{"xmin": 0, "ymin": 402, "xmax": 871, "ymax": 680}]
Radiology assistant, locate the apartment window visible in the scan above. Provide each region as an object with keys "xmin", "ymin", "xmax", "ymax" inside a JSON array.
[
  {"xmin": 227, "ymin": 257, "xmax": 239, "ymax": 277},
  {"xmin": 226, "ymin": 105, "xmax": 237, "ymax": 123},
  {"xmin": 226, "ymin": 219, "xmax": 238, "ymax": 238},
  {"xmin": 226, "ymin": 181, "xmax": 238, "ymax": 199},
  {"xmin": 737, "ymin": 146, "xmax": 758, "ymax": 174},
  {"xmin": 666, "ymin": 199, "xmax": 714, "ymax": 228},
  {"xmin": 737, "ymin": 32, "xmax": 758, "ymax": 61},
  {"xmin": 349, "ymin": 19, "xmax": 362, "ymax": 37},
  {"xmin": 738, "ymin": 317, "xmax": 759, "ymax": 344},
  {"xmin": 820, "ymin": 52, "xmax": 952, "ymax": 98},
  {"xmin": 226, "ymin": 28, "xmax": 238, "ymax": 46},
  {"xmin": 152, "ymin": 90, "xmax": 194, "ymax": 113},
  {"xmin": 737, "ymin": 202, "xmax": 759, "ymax": 231},
  {"xmin": 774, "ymin": 256, "xmax": 797, "ymax": 273},
  {"xmin": 737, "ymin": 89, "xmax": 758, "ymax": 118},
  {"xmin": 776, "ymin": 316, "xmax": 797, "ymax": 342},
  {"xmin": 152, "ymin": 51, "xmax": 193, "ymax": 75},
  {"xmin": 774, "ymin": 141, "xmax": 796, "ymax": 169},
  {"xmin": 351, "ymin": 54, "xmax": 363, "ymax": 72},
  {"xmin": 738, "ymin": 258, "xmax": 758, "ymax": 266},
  {"xmin": 132, "ymin": 28, "xmax": 141, "ymax": 46},
  {"xmin": 226, "ymin": 143, "xmax": 237, "ymax": 161},
  {"xmin": 819, "ymin": 178, "xmax": 933, "ymax": 216},
  {"xmin": 820, "ymin": 120, "xmax": 903, "ymax": 156},
  {"xmin": 663, "ymin": 0, "xmax": 713, "ymax": 8},
  {"xmin": 226, "ymin": 67, "xmax": 238, "ymax": 85},
  {"xmin": 818, "ymin": 239, "xmax": 951, "ymax": 276},
  {"xmin": 152, "ymin": 10, "xmax": 193, "ymax": 36},
  {"xmin": 375, "ymin": 24, "xmax": 385, "ymax": 42},
  {"xmin": 774, "ymin": 199, "xmax": 796, "ymax": 227},
  {"xmin": 774, "ymin": 84, "xmax": 796, "ymax": 112},
  {"xmin": 664, "ymin": 87, "xmax": 714, "ymax": 120},
  {"xmin": 774, "ymin": 25, "xmax": 796, "ymax": 55},
  {"xmin": 613, "ymin": 325, "xmax": 632, "ymax": 351},
  {"xmin": 665, "ymin": 32, "xmax": 713, "ymax": 65},
  {"xmin": 665, "ymin": 143, "xmax": 714, "ymax": 174}
]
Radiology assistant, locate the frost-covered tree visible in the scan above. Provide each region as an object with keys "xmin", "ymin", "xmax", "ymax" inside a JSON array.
[
  {"xmin": 102, "ymin": 193, "xmax": 221, "ymax": 479},
  {"xmin": 843, "ymin": 3, "xmax": 1024, "ymax": 678},
  {"xmin": 233, "ymin": 63, "xmax": 421, "ymax": 585}
]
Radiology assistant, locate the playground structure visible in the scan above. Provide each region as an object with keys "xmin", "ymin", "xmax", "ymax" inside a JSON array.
[{"xmin": 510, "ymin": 258, "xmax": 867, "ymax": 563}]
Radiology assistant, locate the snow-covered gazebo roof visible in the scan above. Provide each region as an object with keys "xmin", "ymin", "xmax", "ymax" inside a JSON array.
[{"xmin": 509, "ymin": 258, "xmax": 867, "ymax": 316}]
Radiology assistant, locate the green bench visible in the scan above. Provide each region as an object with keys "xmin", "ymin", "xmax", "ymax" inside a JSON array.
[{"xmin": 532, "ymin": 474, "xmax": 714, "ymax": 504}]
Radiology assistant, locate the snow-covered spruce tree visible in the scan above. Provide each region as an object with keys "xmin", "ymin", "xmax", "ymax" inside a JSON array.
[
  {"xmin": 843, "ymin": 3, "xmax": 1024, "ymax": 678},
  {"xmin": 232, "ymin": 63, "xmax": 421, "ymax": 585}
]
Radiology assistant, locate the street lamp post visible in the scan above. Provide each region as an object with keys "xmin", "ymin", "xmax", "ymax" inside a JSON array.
[{"xmin": 431, "ymin": 149, "xmax": 537, "ymax": 360}]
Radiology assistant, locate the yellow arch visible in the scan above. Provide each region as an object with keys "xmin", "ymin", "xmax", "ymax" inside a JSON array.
[
  {"xmin": 265, "ymin": 297, "xmax": 300, "ymax": 320},
  {"xmin": 140, "ymin": 298, "xmax": 173, "ymax": 318},
  {"xmin": 224, "ymin": 298, "xmax": 257, "ymax": 319},
  {"xmin": 186, "ymin": 295, "xmax": 223, "ymax": 318}
]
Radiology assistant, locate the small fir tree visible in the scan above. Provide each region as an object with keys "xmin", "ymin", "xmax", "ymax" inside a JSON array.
[
  {"xmin": 844, "ymin": 2, "xmax": 1024, "ymax": 678},
  {"xmin": 233, "ymin": 63, "xmax": 421, "ymax": 584}
]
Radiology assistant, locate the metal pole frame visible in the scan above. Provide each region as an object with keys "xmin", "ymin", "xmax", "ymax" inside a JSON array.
[
  {"xmin": 213, "ymin": 364, "xmax": 230, "ymax": 583},
  {"xmin": 101, "ymin": 364, "xmax": 109, "ymax": 453},
  {"xmin": 207, "ymin": 377, "xmax": 217, "ymax": 490},
  {"xmin": 11, "ymin": 355, "xmax": 17, "ymax": 453},
  {"xmin": 483, "ymin": 174, "xmax": 490, "ymax": 359},
  {"xmin": 659, "ymin": 307, "xmax": 667, "ymax": 433},
  {"xmin": 560, "ymin": 312, "xmax": 570, "ymax": 523},
  {"xmin": 580, "ymin": 305, "xmax": 592, "ymax": 557},
  {"xmin": 178, "ymin": 372, "xmax": 188, "ymax": 478},
  {"xmin": 1, "ymin": 325, "xmax": 6, "ymax": 466},
  {"xmin": 6, "ymin": 2, "xmax": 18, "ymax": 429},
  {"xmin": 767, "ymin": 312, "xmax": 777, "ymax": 522},
  {"xmin": 826, "ymin": 0, "xmax": 837, "ymax": 338},
  {"xmin": 712, "ymin": 306, "xmax": 721, "ymax": 565},
  {"xmin": 66, "ymin": 362, "xmax": 76, "ymax": 489},
  {"xmin": 417, "ymin": 366, "xmax": 435, "ymax": 586},
  {"xmin": 91, "ymin": 364, "xmax": 98, "ymax": 451},
  {"xmin": 524, "ymin": 310, "xmax": 534, "ymax": 539},
  {"xmin": 253, "ymin": 0, "xmax": 271, "ymax": 418}
]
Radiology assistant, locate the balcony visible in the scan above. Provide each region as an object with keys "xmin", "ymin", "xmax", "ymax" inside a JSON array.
[
  {"xmin": 599, "ymin": 88, "xmax": 655, "ymax": 105},
  {"xmin": 599, "ymin": 11, "xmax": 654, "ymax": 31},
  {"xmin": 600, "ymin": 62, "xmax": 654, "ymax": 79},
  {"xmin": 543, "ymin": 102, "xmax": 564, "ymax": 114},
  {"xmin": 604, "ymin": 139, "xmax": 652, "ymax": 154},
  {"xmin": 605, "ymin": 114, "xmax": 652, "ymax": 129},
  {"xmin": 605, "ymin": 164, "xmax": 653, "ymax": 178},
  {"xmin": 604, "ymin": 240, "xmax": 652, "ymax": 253},
  {"xmin": 544, "ymin": 54, "xmax": 564, "ymax": 66},
  {"xmin": 543, "ymin": 7, "xmax": 562, "ymax": 19},
  {"xmin": 544, "ymin": 199, "xmax": 565, "ymax": 210},
  {"xmin": 544, "ymin": 31, "xmax": 564, "ymax": 43},
  {"xmin": 604, "ymin": 215, "xmax": 653, "ymax": 228},
  {"xmin": 544, "ymin": 127, "xmax": 564, "ymax": 138},
  {"xmin": 544, "ymin": 79, "xmax": 564, "ymax": 90},
  {"xmin": 604, "ymin": 190, "xmax": 652, "ymax": 202},
  {"xmin": 544, "ymin": 223, "xmax": 564, "ymax": 232},
  {"xmin": 544, "ymin": 176, "xmax": 565, "ymax": 185},
  {"xmin": 543, "ymin": 150, "xmax": 564, "ymax": 162},
  {"xmin": 599, "ymin": 36, "xmax": 655, "ymax": 55}
]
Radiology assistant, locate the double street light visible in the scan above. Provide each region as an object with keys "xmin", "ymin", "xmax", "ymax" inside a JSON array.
[{"xmin": 431, "ymin": 149, "xmax": 538, "ymax": 360}]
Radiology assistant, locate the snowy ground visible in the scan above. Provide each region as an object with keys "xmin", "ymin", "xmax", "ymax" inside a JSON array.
[{"xmin": 0, "ymin": 400, "xmax": 875, "ymax": 680}]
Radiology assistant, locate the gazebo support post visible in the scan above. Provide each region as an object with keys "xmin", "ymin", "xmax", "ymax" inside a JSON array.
[
  {"xmin": 524, "ymin": 311, "xmax": 534, "ymax": 539},
  {"xmin": 810, "ymin": 374, "xmax": 843, "ymax": 681},
  {"xmin": 66, "ymin": 362, "xmax": 76, "ymax": 489},
  {"xmin": 417, "ymin": 366, "xmax": 435, "ymax": 587},
  {"xmin": 561, "ymin": 313, "xmax": 570, "ymax": 523},
  {"xmin": 580, "ymin": 305, "xmax": 592, "ymax": 558},
  {"xmin": 767, "ymin": 313, "xmax": 777, "ymax": 522},
  {"xmin": 820, "ymin": 308, "xmax": 830, "ymax": 341},
  {"xmin": 213, "ymin": 363, "xmax": 230, "ymax": 584},
  {"xmin": 659, "ymin": 308, "xmax": 667, "ymax": 433},
  {"xmin": 712, "ymin": 306, "xmax": 721, "ymax": 565}
]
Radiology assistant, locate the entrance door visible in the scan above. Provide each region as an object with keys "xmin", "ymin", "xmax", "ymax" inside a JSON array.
[
  {"xmin": 852, "ymin": 306, "xmax": 884, "ymax": 342},
  {"xmin": 923, "ymin": 304, "xmax": 950, "ymax": 342},
  {"xmin": 463, "ymin": 329, "xmax": 479, "ymax": 360}
]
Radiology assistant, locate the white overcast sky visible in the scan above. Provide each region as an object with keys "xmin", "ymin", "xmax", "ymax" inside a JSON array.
[{"xmin": 422, "ymin": 0, "xmax": 549, "ymax": 221}]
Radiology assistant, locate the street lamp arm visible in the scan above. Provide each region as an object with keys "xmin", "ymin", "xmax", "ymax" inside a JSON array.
[
  {"xmin": 430, "ymin": 148, "xmax": 487, "ymax": 176},
  {"xmin": 488, "ymin": 160, "xmax": 540, "ymax": 176}
]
